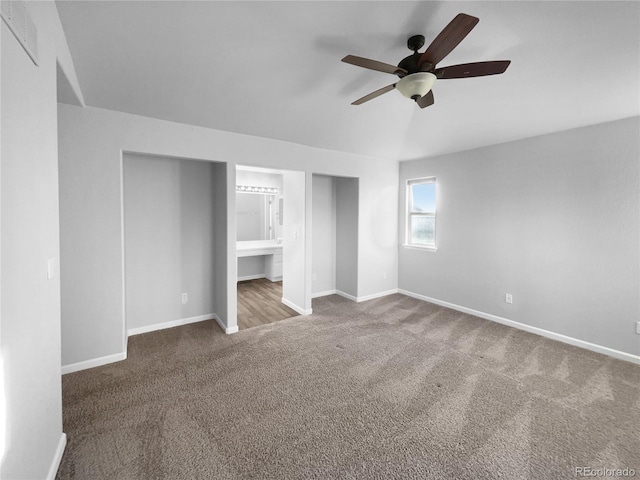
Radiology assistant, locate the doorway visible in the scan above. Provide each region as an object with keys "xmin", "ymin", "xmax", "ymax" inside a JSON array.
[{"xmin": 235, "ymin": 166, "xmax": 304, "ymax": 330}]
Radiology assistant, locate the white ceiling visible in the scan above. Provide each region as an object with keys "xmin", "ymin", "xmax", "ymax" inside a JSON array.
[{"xmin": 56, "ymin": 1, "xmax": 639, "ymax": 161}]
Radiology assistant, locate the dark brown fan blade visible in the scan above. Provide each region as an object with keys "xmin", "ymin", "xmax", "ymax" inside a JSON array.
[
  {"xmin": 351, "ymin": 83, "xmax": 396, "ymax": 105},
  {"xmin": 416, "ymin": 90, "xmax": 434, "ymax": 109},
  {"xmin": 419, "ymin": 13, "xmax": 479, "ymax": 67},
  {"xmin": 436, "ymin": 61, "xmax": 511, "ymax": 79},
  {"xmin": 342, "ymin": 55, "xmax": 408, "ymax": 76}
]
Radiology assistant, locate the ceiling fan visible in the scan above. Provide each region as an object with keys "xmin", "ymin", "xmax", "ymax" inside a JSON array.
[{"xmin": 342, "ymin": 13, "xmax": 511, "ymax": 109}]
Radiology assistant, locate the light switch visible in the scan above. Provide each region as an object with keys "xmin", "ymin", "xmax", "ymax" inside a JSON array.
[{"xmin": 47, "ymin": 258, "xmax": 56, "ymax": 280}]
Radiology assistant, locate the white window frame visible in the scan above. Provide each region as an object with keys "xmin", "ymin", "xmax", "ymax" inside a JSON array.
[{"xmin": 405, "ymin": 177, "xmax": 437, "ymax": 251}]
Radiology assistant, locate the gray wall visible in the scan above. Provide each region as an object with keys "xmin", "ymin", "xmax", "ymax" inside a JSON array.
[
  {"xmin": 282, "ymin": 170, "xmax": 307, "ymax": 311},
  {"xmin": 58, "ymin": 102, "xmax": 398, "ymax": 367},
  {"xmin": 399, "ymin": 117, "xmax": 640, "ymax": 356},
  {"xmin": 336, "ymin": 177, "xmax": 359, "ymax": 297},
  {"xmin": 213, "ymin": 163, "xmax": 229, "ymax": 323},
  {"xmin": 123, "ymin": 154, "xmax": 225, "ymax": 330},
  {"xmin": 1, "ymin": 12, "xmax": 64, "ymax": 479},
  {"xmin": 237, "ymin": 256, "xmax": 266, "ymax": 279},
  {"xmin": 312, "ymin": 175, "xmax": 337, "ymax": 295}
]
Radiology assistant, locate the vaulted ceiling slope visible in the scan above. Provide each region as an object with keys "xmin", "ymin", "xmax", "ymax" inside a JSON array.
[{"xmin": 56, "ymin": 1, "xmax": 639, "ymax": 161}]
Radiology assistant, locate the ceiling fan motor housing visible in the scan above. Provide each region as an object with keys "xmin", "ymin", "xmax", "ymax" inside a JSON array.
[
  {"xmin": 397, "ymin": 53, "xmax": 433, "ymax": 77},
  {"xmin": 398, "ymin": 34, "xmax": 435, "ymax": 77},
  {"xmin": 407, "ymin": 34, "xmax": 425, "ymax": 52}
]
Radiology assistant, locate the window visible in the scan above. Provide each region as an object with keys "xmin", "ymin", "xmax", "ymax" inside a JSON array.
[{"xmin": 406, "ymin": 177, "xmax": 436, "ymax": 248}]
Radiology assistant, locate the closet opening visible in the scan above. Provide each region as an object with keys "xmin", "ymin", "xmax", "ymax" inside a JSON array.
[
  {"xmin": 122, "ymin": 153, "xmax": 228, "ymax": 338},
  {"xmin": 311, "ymin": 174, "xmax": 359, "ymax": 302}
]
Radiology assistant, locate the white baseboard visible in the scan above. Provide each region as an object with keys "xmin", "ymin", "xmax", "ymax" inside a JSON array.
[
  {"xmin": 46, "ymin": 433, "xmax": 67, "ymax": 480},
  {"xmin": 237, "ymin": 274, "xmax": 266, "ymax": 282},
  {"xmin": 266, "ymin": 275, "xmax": 283, "ymax": 282},
  {"xmin": 399, "ymin": 289, "xmax": 640, "ymax": 365},
  {"xmin": 335, "ymin": 290, "xmax": 357, "ymax": 302},
  {"xmin": 356, "ymin": 289, "xmax": 399, "ymax": 303},
  {"xmin": 127, "ymin": 313, "xmax": 216, "ymax": 337},
  {"xmin": 213, "ymin": 313, "xmax": 238, "ymax": 334},
  {"xmin": 312, "ymin": 289, "xmax": 336, "ymax": 299},
  {"xmin": 62, "ymin": 351, "xmax": 127, "ymax": 375},
  {"xmin": 335, "ymin": 289, "xmax": 399, "ymax": 303},
  {"xmin": 282, "ymin": 297, "xmax": 312, "ymax": 315},
  {"xmin": 62, "ymin": 352, "xmax": 127, "ymax": 375}
]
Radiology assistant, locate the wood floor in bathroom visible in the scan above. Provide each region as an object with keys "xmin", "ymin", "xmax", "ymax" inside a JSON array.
[{"xmin": 237, "ymin": 278, "xmax": 299, "ymax": 330}]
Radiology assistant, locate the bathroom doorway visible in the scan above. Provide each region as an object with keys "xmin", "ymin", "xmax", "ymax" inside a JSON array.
[{"xmin": 235, "ymin": 166, "xmax": 304, "ymax": 330}]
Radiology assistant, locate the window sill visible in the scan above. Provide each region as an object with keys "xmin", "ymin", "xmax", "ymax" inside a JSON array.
[{"xmin": 402, "ymin": 244, "xmax": 437, "ymax": 252}]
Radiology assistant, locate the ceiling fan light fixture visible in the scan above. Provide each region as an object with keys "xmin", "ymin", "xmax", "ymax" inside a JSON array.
[{"xmin": 396, "ymin": 72, "xmax": 437, "ymax": 100}]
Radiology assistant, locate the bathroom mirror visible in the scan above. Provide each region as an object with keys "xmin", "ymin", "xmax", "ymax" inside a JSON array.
[{"xmin": 236, "ymin": 192, "xmax": 277, "ymax": 241}]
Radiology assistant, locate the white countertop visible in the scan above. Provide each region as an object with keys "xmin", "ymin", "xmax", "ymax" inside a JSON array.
[{"xmin": 237, "ymin": 240, "xmax": 282, "ymax": 257}]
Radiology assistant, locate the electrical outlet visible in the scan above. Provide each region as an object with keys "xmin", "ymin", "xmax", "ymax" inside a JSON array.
[
  {"xmin": 181, "ymin": 293, "xmax": 188, "ymax": 304},
  {"xmin": 505, "ymin": 293, "xmax": 513, "ymax": 304},
  {"xmin": 636, "ymin": 322, "xmax": 640, "ymax": 335},
  {"xmin": 312, "ymin": 274, "xmax": 317, "ymax": 281}
]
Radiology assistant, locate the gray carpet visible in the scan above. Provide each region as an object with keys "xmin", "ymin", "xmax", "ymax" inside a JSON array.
[{"xmin": 57, "ymin": 294, "xmax": 640, "ymax": 479}]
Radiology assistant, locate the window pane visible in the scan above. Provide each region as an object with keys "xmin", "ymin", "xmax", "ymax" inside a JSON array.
[
  {"xmin": 411, "ymin": 182, "xmax": 435, "ymax": 213},
  {"xmin": 410, "ymin": 215, "xmax": 435, "ymax": 245}
]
